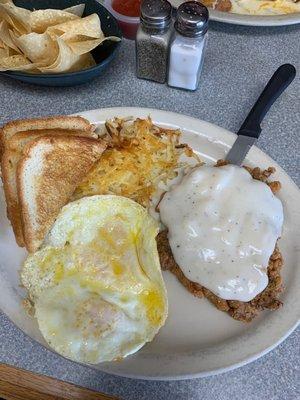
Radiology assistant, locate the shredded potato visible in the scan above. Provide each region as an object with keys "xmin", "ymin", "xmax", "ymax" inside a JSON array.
[{"xmin": 73, "ymin": 117, "xmax": 201, "ymax": 207}]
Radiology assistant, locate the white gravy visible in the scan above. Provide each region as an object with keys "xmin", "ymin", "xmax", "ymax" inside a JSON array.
[{"xmin": 159, "ymin": 165, "xmax": 284, "ymax": 302}]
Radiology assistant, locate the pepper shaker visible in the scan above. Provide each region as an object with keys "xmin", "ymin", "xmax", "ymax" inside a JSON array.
[
  {"xmin": 168, "ymin": 2, "xmax": 209, "ymax": 91},
  {"xmin": 136, "ymin": 0, "xmax": 172, "ymax": 83}
]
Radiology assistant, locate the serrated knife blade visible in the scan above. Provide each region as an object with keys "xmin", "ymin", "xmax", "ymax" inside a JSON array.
[
  {"xmin": 226, "ymin": 64, "xmax": 296, "ymax": 166},
  {"xmin": 226, "ymin": 135, "xmax": 256, "ymax": 166}
]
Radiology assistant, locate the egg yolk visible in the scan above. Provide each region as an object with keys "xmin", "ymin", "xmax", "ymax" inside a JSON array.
[{"xmin": 141, "ymin": 289, "xmax": 165, "ymax": 326}]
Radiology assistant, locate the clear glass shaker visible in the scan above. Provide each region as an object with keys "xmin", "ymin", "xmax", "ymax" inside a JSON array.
[
  {"xmin": 168, "ymin": 2, "xmax": 209, "ymax": 91},
  {"xmin": 136, "ymin": 0, "xmax": 172, "ymax": 83}
]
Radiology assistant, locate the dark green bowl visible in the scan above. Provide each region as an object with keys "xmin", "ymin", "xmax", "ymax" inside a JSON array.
[{"xmin": 1, "ymin": 0, "xmax": 122, "ymax": 86}]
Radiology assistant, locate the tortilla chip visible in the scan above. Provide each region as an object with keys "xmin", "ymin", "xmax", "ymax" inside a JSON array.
[
  {"xmin": 30, "ymin": 9, "xmax": 81, "ymax": 33},
  {"xmin": 0, "ymin": 39, "xmax": 18, "ymax": 57},
  {"xmin": 38, "ymin": 36, "xmax": 95, "ymax": 73},
  {"xmin": 64, "ymin": 4, "xmax": 85, "ymax": 17},
  {"xmin": 0, "ymin": 54, "xmax": 36, "ymax": 71},
  {"xmin": 0, "ymin": 12, "xmax": 25, "ymax": 35},
  {"xmin": 68, "ymin": 52, "xmax": 96, "ymax": 72},
  {"xmin": 0, "ymin": 2, "xmax": 31, "ymax": 34},
  {"xmin": 67, "ymin": 36, "xmax": 121, "ymax": 55},
  {"xmin": 0, "ymin": 20, "xmax": 21, "ymax": 52},
  {"xmin": 47, "ymin": 14, "xmax": 102, "ymax": 41},
  {"xmin": 12, "ymin": 31, "xmax": 58, "ymax": 65},
  {"xmin": 0, "ymin": 46, "xmax": 9, "ymax": 58}
]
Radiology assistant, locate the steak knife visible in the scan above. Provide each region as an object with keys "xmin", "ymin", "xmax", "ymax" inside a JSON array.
[{"xmin": 226, "ymin": 63, "xmax": 296, "ymax": 166}]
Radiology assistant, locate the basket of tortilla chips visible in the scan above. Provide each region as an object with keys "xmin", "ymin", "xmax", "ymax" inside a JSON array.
[{"xmin": 0, "ymin": 0, "xmax": 122, "ymax": 85}]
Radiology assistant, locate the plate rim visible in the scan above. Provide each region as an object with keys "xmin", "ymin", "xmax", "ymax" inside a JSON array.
[
  {"xmin": 209, "ymin": 9, "xmax": 300, "ymax": 26},
  {"xmin": 170, "ymin": 0, "xmax": 300, "ymax": 26},
  {"xmin": 1, "ymin": 106, "xmax": 299, "ymax": 380}
]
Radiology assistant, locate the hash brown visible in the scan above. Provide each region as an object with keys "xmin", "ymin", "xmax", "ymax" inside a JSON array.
[{"xmin": 74, "ymin": 117, "xmax": 201, "ymax": 207}]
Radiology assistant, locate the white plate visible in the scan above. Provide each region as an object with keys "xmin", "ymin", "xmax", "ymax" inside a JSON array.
[
  {"xmin": 0, "ymin": 107, "xmax": 299, "ymax": 380},
  {"xmin": 170, "ymin": 0, "xmax": 300, "ymax": 26},
  {"xmin": 209, "ymin": 9, "xmax": 300, "ymax": 26}
]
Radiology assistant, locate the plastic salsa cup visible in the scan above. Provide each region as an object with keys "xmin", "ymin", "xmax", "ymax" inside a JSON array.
[{"xmin": 104, "ymin": 0, "xmax": 140, "ymax": 40}]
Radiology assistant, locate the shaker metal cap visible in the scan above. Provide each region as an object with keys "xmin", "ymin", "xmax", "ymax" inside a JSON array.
[
  {"xmin": 175, "ymin": 1, "xmax": 209, "ymax": 37},
  {"xmin": 141, "ymin": 0, "xmax": 172, "ymax": 29}
]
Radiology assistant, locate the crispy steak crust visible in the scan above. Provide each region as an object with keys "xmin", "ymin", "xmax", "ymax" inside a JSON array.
[{"xmin": 156, "ymin": 164, "xmax": 284, "ymax": 323}]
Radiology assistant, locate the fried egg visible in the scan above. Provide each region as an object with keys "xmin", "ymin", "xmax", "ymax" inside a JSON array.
[{"xmin": 21, "ymin": 195, "xmax": 168, "ymax": 364}]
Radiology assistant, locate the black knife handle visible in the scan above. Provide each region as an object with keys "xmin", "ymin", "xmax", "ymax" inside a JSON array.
[{"xmin": 238, "ymin": 64, "xmax": 296, "ymax": 138}]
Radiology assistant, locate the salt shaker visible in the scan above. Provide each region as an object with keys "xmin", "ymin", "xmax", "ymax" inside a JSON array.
[
  {"xmin": 136, "ymin": 0, "xmax": 172, "ymax": 83},
  {"xmin": 168, "ymin": 2, "xmax": 209, "ymax": 91}
]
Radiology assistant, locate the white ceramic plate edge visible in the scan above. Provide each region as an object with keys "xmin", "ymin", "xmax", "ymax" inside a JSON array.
[
  {"xmin": 1, "ymin": 107, "xmax": 299, "ymax": 381},
  {"xmin": 170, "ymin": 0, "xmax": 300, "ymax": 26},
  {"xmin": 103, "ymin": 320, "xmax": 300, "ymax": 380},
  {"xmin": 209, "ymin": 9, "xmax": 300, "ymax": 26}
]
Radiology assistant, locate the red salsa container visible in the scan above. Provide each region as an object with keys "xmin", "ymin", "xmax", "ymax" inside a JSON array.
[{"xmin": 104, "ymin": 0, "xmax": 140, "ymax": 40}]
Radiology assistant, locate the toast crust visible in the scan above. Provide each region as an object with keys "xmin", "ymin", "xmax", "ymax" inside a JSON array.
[
  {"xmin": 17, "ymin": 135, "xmax": 106, "ymax": 253},
  {"xmin": 1, "ymin": 150, "xmax": 26, "ymax": 246},
  {"xmin": 1, "ymin": 116, "xmax": 95, "ymax": 146},
  {"xmin": 7, "ymin": 129, "xmax": 96, "ymax": 152}
]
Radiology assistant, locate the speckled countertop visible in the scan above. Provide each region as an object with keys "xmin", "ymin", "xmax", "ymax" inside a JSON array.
[{"xmin": 0, "ymin": 21, "xmax": 299, "ymax": 400}]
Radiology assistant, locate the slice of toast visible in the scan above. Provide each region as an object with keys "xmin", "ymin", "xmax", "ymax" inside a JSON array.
[
  {"xmin": 0, "ymin": 115, "xmax": 95, "ymax": 148},
  {"xmin": 1, "ymin": 128, "xmax": 96, "ymax": 247},
  {"xmin": 17, "ymin": 135, "xmax": 106, "ymax": 253},
  {"xmin": 7, "ymin": 128, "xmax": 96, "ymax": 152}
]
